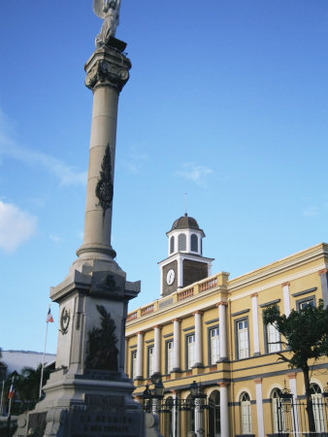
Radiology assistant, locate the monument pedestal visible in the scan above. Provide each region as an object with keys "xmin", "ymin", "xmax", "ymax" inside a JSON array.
[{"xmin": 15, "ymin": 267, "xmax": 143, "ymax": 437}]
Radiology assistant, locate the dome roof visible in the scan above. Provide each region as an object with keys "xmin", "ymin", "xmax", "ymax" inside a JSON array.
[{"xmin": 169, "ymin": 214, "xmax": 202, "ymax": 232}]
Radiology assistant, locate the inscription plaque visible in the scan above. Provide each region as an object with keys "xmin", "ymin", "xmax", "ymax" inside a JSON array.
[{"xmin": 69, "ymin": 395, "xmax": 143, "ymax": 437}]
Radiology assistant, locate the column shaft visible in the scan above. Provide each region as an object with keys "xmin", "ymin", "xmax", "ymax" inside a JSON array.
[
  {"xmin": 218, "ymin": 303, "xmax": 227, "ymax": 361},
  {"xmin": 173, "ymin": 319, "xmax": 181, "ymax": 372},
  {"xmin": 255, "ymin": 379, "xmax": 264, "ymax": 437},
  {"xmin": 194, "ymin": 312, "xmax": 203, "ymax": 367},
  {"xmin": 136, "ymin": 332, "xmax": 143, "ymax": 379},
  {"xmin": 251, "ymin": 293, "xmax": 260, "ymax": 355},
  {"xmin": 153, "ymin": 326, "xmax": 161, "ymax": 375},
  {"xmin": 282, "ymin": 282, "xmax": 291, "ymax": 316},
  {"xmin": 219, "ymin": 383, "xmax": 229, "ymax": 437}
]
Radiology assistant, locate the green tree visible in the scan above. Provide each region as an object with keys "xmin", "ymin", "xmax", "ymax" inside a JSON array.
[
  {"xmin": 4, "ymin": 365, "xmax": 51, "ymax": 414},
  {"xmin": 263, "ymin": 299, "xmax": 328, "ymax": 433}
]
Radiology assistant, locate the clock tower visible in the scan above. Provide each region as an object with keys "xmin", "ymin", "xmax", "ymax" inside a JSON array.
[{"xmin": 159, "ymin": 214, "xmax": 214, "ymax": 297}]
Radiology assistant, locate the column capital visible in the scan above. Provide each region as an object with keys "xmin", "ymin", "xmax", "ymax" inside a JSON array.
[
  {"xmin": 282, "ymin": 281, "xmax": 290, "ymax": 287},
  {"xmin": 137, "ymin": 331, "xmax": 144, "ymax": 336},
  {"xmin": 85, "ymin": 44, "xmax": 131, "ymax": 93},
  {"xmin": 218, "ymin": 381, "xmax": 229, "ymax": 388},
  {"xmin": 173, "ymin": 318, "xmax": 181, "ymax": 323},
  {"xmin": 153, "ymin": 325, "xmax": 162, "ymax": 330},
  {"xmin": 254, "ymin": 378, "xmax": 262, "ymax": 384},
  {"xmin": 193, "ymin": 310, "xmax": 203, "ymax": 316},
  {"xmin": 287, "ymin": 372, "xmax": 297, "ymax": 379},
  {"xmin": 216, "ymin": 301, "xmax": 228, "ymax": 307},
  {"xmin": 318, "ymin": 269, "xmax": 328, "ymax": 275},
  {"xmin": 251, "ymin": 292, "xmax": 258, "ymax": 298}
]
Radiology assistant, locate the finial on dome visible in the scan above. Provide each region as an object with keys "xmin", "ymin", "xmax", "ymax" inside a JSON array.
[{"xmin": 184, "ymin": 192, "xmax": 188, "ymax": 216}]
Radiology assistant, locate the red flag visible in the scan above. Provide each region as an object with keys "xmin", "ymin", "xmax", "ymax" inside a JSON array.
[{"xmin": 46, "ymin": 308, "xmax": 54, "ymax": 323}]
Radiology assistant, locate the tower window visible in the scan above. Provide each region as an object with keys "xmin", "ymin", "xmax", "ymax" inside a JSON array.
[
  {"xmin": 170, "ymin": 236, "xmax": 175, "ymax": 254},
  {"xmin": 191, "ymin": 234, "xmax": 198, "ymax": 252},
  {"xmin": 178, "ymin": 233, "xmax": 186, "ymax": 251}
]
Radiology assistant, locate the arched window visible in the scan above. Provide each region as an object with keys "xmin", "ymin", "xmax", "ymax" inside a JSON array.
[
  {"xmin": 310, "ymin": 383, "xmax": 324, "ymax": 432},
  {"xmin": 170, "ymin": 236, "xmax": 175, "ymax": 254},
  {"xmin": 271, "ymin": 388, "xmax": 285, "ymax": 434},
  {"xmin": 191, "ymin": 234, "xmax": 198, "ymax": 252},
  {"xmin": 240, "ymin": 392, "xmax": 252, "ymax": 434},
  {"xmin": 178, "ymin": 233, "xmax": 186, "ymax": 251},
  {"xmin": 209, "ymin": 390, "xmax": 220, "ymax": 437}
]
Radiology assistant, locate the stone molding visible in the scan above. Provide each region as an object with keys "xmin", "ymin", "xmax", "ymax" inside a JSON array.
[{"xmin": 85, "ymin": 44, "xmax": 131, "ymax": 92}]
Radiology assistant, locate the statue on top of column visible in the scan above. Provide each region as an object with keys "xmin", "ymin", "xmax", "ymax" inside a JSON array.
[{"xmin": 93, "ymin": 0, "xmax": 121, "ymax": 48}]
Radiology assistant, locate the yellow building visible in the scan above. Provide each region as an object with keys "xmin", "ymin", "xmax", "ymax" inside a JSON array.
[{"xmin": 125, "ymin": 215, "xmax": 328, "ymax": 437}]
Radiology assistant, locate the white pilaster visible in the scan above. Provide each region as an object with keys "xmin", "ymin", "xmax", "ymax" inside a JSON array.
[
  {"xmin": 251, "ymin": 293, "xmax": 260, "ymax": 355},
  {"xmin": 255, "ymin": 378, "xmax": 264, "ymax": 437},
  {"xmin": 288, "ymin": 373, "xmax": 300, "ymax": 436},
  {"xmin": 218, "ymin": 302, "xmax": 228, "ymax": 361},
  {"xmin": 173, "ymin": 319, "xmax": 181, "ymax": 371},
  {"xmin": 153, "ymin": 326, "xmax": 161, "ymax": 375},
  {"xmin": 219, "ymin": 383, "xmax": 229, "ymax": 437},
  {"xmin": 282, "ymin": 282, "xmax": 291, "ymax": 316},
  {"xmin": 136, "ymin": 332, "xmax": 143, "ymax": 379},
  {"xmin": 194, "ymin": 312, "xmax": 203, "ymax": 367}
]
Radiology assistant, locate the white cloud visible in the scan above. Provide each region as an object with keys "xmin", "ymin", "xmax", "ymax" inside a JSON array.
[
  {"xmin": 0, "ymin": 201, "xmax": 37, "ymax": 253},
  {"xmin": 175, "ymin": 162, "xmax": 213, "ymax": 186},
  {"xmin": 49, "ymin": 234, "xmax": 64, "ymax": 244},
  {"xmin": 303, "ymin": 206, "xmax": 319, "ymax": 217},
  {"xmin": 123, "ymin": 147, "xmax": 149, "ymax": 174},
  {"xmin": 0, "ymin": 108, "xmax": 87, "ymax": 186}
]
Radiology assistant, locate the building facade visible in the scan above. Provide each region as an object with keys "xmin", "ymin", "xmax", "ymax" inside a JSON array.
[{"xmin": 125, "ymin": 215, "xmax": 328, "ymax": 437}]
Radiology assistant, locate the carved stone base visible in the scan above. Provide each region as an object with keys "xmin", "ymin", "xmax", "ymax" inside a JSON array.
[{"xmin": 15, "ymin": 373, "xmax": 144, "ymax": 437}]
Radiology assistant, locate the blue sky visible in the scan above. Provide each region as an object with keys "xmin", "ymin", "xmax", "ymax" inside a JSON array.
[{"xmin": 0, "ymin": 1, "xmax": 327, "ymax": 354}]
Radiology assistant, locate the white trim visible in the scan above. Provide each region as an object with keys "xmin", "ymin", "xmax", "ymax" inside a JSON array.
[
  {"xmin": 255, "ymin": 381, "xmax": 265, "ymax": 437},
  {"xmin": 252, "ymin": 294, "xmax": 260, "ymax": 355}
]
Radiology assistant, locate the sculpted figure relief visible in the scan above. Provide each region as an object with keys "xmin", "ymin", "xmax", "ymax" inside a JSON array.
[{"xmin": 93, "ymin": 0, "xmax": 121, "ymax": 48}]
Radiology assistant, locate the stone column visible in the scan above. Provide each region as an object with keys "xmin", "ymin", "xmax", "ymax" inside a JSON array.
[
  {"xmin": 153, "ymin": 325, "xmax": 161, "ymax": 376},
  {"xmin": 76, "ymin": 43, "xmax": 131, "ymax": 265},
  {"xmin": 251, "ymin": 293, "xmax": 260, "ymax": 356},
  {"xmin": 219, "ymin": 382, "xmax": 229, "ymax": 437},
  {"xmin": 136, "ymin": 332, "xmax": 144, "ymax": 379},
  {"xmin": 254, "ymin": 378, "xmax": 264, "ymax": 437},
  {"xmin": 171, "ymin": 391, "xmax": 179, "ymax": 437},
  {"xmin": 173, "ymin": 319, "xmax": 181, "ymax": 372},
  {"xmin": 194, "ymin": 311, "xmax": 203, "ymax": 367},
  {"xmin": 217, "ymin": 302, "xmax": 228, "ymax": 361},
  {"xmin": 282, "ymin": 282, "xmax": 291, "ymax": 316},
  {"xmin": 194, "ymin": 397, "xmax": 204, "ymax": 437}
]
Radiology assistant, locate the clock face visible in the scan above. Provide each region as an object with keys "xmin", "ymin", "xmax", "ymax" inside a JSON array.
[{"xmin": 166, "ymin": 268, "xmax": 175, "ymax": 286}]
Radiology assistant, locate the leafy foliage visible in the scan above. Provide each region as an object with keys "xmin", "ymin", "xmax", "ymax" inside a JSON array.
[
  {"xmin": 263, "ymin": 300, "xmax": 328, "ymax": 369},
  {"xmin": 95, "ymin": 144, "xmax": 113, "ymax": 216},
  {"xmin": 263, "ymin": 299, "xmax": 328, "ymax": 432},
  {"xmin": 85, "ymin": 305, "xmax": 118, "ymax": 371}
]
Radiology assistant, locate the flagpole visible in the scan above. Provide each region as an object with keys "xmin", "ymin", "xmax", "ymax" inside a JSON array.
[
  {"xmin": 7, "ymin": 377, "xmax": 14, "ymax": 416},
  {"xmin": 39, "ymin": 306, "xmax": 50, "ymax": 399},
  {"xmin": 0, "ymin": 380, "xmax": 4, "ymax": 416}
]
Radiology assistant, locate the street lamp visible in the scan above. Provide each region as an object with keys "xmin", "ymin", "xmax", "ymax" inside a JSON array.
[
  {"xmin": 142, "ymin": 384, "xmax": 152, "ymax": 413},
  {"xmin": 188, "ymin": 381, "xmax": 206, "ymax": 437},
  {"xmin": 153, "ymin": 380, "xmax": 164, "ymax": 400},
  {"xmin": 189, "ymin": 381, "xmax": 206, "ymax": 400}
]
